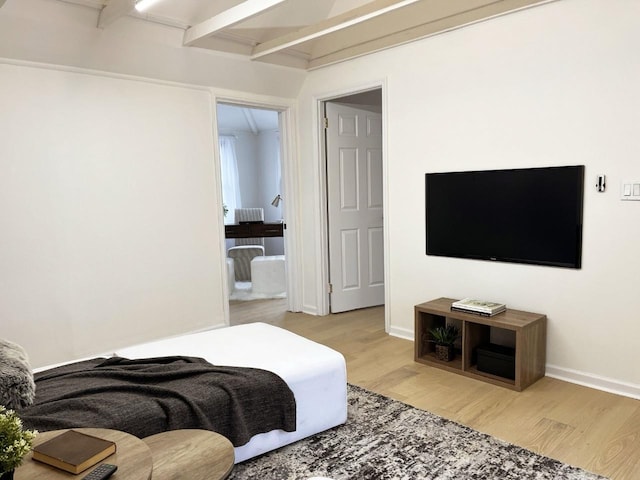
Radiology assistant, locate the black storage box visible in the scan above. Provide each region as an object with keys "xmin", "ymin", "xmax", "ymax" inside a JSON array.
[{"xmin": 476, "ymin": 343, "xmax": 515, "ymax": 380}]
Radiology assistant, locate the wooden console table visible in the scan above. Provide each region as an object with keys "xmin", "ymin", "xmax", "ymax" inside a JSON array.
[
  {"xmin": 414, "ymin": 297, "xmax": 546, "ymax": 391},
  {"xmin": 225, "ymin": 222, "xmax": 284, "ymax": 239}
]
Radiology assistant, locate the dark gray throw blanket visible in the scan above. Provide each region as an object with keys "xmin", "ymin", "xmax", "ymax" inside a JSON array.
[{"xmin": 17, "ymin": 356, "xmax": 296, "ymax": 446}]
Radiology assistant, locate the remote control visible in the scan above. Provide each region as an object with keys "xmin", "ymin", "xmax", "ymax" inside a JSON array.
[{"xmin": 82, "ymin": 463, "xmax": 118, "ymax": 480}]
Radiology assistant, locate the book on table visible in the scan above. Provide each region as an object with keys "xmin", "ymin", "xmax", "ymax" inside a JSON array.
[
  {"xmin": 451, "ymin": 298, "xmax": 506, "ymax": 316},
  {"xmin": 32, "ymin": 430, "xmax": 117, "ymax": 474}
]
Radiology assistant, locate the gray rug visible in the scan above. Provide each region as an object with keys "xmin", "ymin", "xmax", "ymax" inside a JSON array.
[{"xmin": 230, "ymin": 384, "xmax": 607, "ymax": 480}]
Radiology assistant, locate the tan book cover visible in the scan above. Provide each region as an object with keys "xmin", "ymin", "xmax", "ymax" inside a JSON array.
[{"xmin": 32, "ymin": 430, "xmax": 116, "ymax": 474}]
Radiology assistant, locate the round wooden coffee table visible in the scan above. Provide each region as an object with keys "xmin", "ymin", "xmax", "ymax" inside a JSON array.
[
  {"xmin": 143, "ymin": 429, "xmax": 234, "ymax": 480},
  {"xmin": 15, "ymin": 428, "xmax": 153, "ymax": 480}
]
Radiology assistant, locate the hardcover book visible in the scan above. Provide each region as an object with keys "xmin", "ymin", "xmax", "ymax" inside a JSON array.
[
  {"xmin": 451, "ymin": 298, "xmax": 506, "ymax": 316},
  {"xmin": 32, "ymin": 430, "xmax": 117, "ymax": 474}
]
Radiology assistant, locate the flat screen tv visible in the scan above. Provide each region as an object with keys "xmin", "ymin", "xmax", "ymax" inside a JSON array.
[{"xmin": 425, "ymin": 165, "xmax": 584, "ymax": 269}]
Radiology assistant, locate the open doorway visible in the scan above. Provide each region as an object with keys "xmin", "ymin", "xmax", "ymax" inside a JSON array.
[
  {"xmin": 323, "ymin": 88, "xmax": 385, "ymax": 314},
  {"xmin": 217, "ymin": 102, "xmax": 288, "ymax": 325}
]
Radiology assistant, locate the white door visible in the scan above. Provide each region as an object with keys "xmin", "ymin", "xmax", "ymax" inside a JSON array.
[{"xmin": 326, "ymin": 101, "xmax": 384, "ymax": 313}]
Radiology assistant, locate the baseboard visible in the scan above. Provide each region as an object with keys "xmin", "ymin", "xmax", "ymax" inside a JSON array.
[
  {"xmin": 302, "ymin": 304, "xmax": 319, "ymax": 316},
  {"xmin": 388, "ymin": 325, "xmax": 414, "ymax": 341},
  {"xmin": 389, "ymin": 327, "xmax": 640, "ymax": 400},
  {"xmin": 545, "ymin": 365, "xmax": 640, "ymax": 401}
]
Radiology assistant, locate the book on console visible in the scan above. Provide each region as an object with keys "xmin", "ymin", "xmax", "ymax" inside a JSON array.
[
  {"xmin": 451, "ymin": 306, "xmax": 505, "ymax": 317},
  {"xmin": 32, "ymin": 430, "xmax": 117, "ymax": 474},
  {"xmin": 451, "ymin": 298, "xmax": 506, "ymax": 316}
]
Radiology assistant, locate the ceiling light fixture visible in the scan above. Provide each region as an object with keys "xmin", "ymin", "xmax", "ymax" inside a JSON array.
[{"xmin": 135, "ymin": 0, "xmax": 163, "ymax": 12}]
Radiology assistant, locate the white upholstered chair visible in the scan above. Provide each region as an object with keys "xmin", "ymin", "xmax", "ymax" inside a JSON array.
[{"xmin": 227, "ymin": 208, "xmax": 265, "ymax": 282}]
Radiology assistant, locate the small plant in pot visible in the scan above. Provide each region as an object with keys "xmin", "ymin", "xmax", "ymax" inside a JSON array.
[
  {"xmin": 0, "ymin": 406, "xmax": 37, "ymax": 479},
  {"xmin": 428, "ymin": 325, "xmax": 460, "ymax": 362}
]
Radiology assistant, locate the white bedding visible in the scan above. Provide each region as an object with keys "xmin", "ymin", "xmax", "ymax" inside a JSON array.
[{"xmin": 114, "ymin": 322, "xmax": 348, "ymax": 463}]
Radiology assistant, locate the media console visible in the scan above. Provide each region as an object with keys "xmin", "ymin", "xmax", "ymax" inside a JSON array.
[{"xmin": 414, "ymin": 297, "xmax": 546, "ymax": 391}]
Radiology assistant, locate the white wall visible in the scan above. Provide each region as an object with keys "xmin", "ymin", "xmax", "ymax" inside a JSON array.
[
  {"xmin": 0, "ymin": 62, "xmax": 225, "ymax": 368},
  {"xmin": 0, "ymin": 0, "xmax": 301, "ymax": 367},
  {"xmin": 297, "ymin": 0, "xmax": 640, "ymax": 395}
]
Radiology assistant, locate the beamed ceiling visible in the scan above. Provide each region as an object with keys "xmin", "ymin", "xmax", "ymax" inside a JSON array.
[{"xmin": 66, "ymin": 0, "xmax": 552, "ymax": 70}]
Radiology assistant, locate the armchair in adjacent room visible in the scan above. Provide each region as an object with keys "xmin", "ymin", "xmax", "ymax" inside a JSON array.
[{"xmin": 227, "ymin": 208, "xmax": 265, "ymax": 282}]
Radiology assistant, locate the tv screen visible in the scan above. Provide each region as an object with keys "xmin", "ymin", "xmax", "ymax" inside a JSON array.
[{"xmin": 425, "ymin": 165, "xmax": 584, "ymax": 269}]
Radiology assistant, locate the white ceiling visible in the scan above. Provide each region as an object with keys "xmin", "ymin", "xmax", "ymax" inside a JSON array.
[{"xmin": 61, "ymin": 0, "xmax": 550, "ymax": 70}]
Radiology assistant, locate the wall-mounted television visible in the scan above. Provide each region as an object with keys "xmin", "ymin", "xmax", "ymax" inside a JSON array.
[{"xmin": 425, "ymin": 165, "xmax": 584, "ymax": 269}]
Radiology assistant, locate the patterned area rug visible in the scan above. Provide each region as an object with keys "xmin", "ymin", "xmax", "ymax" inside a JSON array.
[{"xmin": 230, "ymin": 384, "xmax": 607, "ymax": 480}]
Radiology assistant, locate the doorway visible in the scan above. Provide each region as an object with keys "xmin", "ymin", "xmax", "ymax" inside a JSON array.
[
  {"xmin": 216, "ymin": 102, "xmax": 290, "ymax": 325},
  {"xmin": 323, "ymin": 88, "xmax": 385, "ymax": 314}
]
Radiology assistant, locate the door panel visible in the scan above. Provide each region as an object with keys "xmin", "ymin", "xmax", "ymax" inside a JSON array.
[
  {"xmin": 367, "ymin": 149, "xmax": 383, "ymax": 208},
  {"xmin": 340, "ymin": 148, "xmax": 359, "ymax": 210},
  {"xmin": 341, "ymin": 229, "xmax": 360, "ymax": 289},
  {"xmin": 326, "ymin": 101, "xmax": 384, "ymax": 313},
  {"xmin": 368, "ymin": 226, "xmax": 384, "ymax": 286}
]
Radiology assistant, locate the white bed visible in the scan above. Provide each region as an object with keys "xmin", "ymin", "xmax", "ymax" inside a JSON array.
[{"xmin": 113, "ymin": 322, "xmax": 348, "ymax": 463}]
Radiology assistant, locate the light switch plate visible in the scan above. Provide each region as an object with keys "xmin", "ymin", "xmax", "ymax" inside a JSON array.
[{"xmin": 621, "ymin": 181, "xmax": 640, "ymax": 201}]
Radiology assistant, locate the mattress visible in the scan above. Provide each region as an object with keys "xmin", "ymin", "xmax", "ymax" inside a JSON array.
[{"xmin": 114, "ymin": 322, "xmax": 348, "ymax": 463}]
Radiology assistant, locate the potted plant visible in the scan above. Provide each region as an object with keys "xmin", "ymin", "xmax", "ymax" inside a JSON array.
[
  {"xmin": 0, "ymin": 406, "xmax": 37, "ymax": 480},
  {"xmin": 428, "ymin": 325, "xmax": 460, "ymax": 362}
]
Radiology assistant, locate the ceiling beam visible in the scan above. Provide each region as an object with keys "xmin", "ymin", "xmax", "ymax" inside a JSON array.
[
  {"xmin": 306, "ymin": 0, "xmax": 551, "ymax": 69},
  {"xmin": 183, "ymin": 0, "xmax": 288, "ymax": 47},
  {"xmin": 97, "ymin": 0, "xmax": 136, "ymax": 28},
  {"xmin": 250, "ymin": 0, "xmax": 420, "ymax": 60}
]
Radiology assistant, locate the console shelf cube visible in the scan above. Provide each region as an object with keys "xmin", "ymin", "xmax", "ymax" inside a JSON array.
[{"xmin": 414, "ymin": 297, "xmax": 546, "ymax": 391}]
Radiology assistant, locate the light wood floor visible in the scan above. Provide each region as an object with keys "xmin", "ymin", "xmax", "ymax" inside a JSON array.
[{"xmin": 229, "ymin": 300, "xmax": 640, "ymax": 480}]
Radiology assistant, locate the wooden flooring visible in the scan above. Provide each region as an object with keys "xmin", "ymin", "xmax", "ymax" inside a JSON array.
[{"xmin": 229, "ymin": 300, "xmax": 640, "ymax": 480}]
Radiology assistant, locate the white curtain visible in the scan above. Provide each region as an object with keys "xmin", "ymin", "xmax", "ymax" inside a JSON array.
[
  {"xmin": 219, "ymin": 135, "xmax": 241, "ymax": 224},
  {"xmin": 275, "ymin": 132, "xmax": 282, "ymax": 193},
  {"xmin": 273, "ymin": 132, "xmax": 283, "ymax": 217}
]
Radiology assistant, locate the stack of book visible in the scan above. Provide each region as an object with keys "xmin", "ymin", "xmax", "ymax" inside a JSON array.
[{"xmin": 451, "ymin": 298, "xmax": 506, "ymax": 317}]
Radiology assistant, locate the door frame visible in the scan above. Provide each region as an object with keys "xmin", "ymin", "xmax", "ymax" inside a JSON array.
[
  {"xmin": 314, "ymin": 80, "xmax": 390, "ymax": 331},
  {"xmin": 212, "ymin": 92, "xmax": 301, "ymax": 322}
]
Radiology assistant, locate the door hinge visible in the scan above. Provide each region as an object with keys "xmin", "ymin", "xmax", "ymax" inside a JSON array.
[
  {"xmin": 323, "ymin": 117, "xmax": 329, "ymax": 129},
  {"xmin": 328, "ymin": 283, "xmax": 333, "ymax": 294}
]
